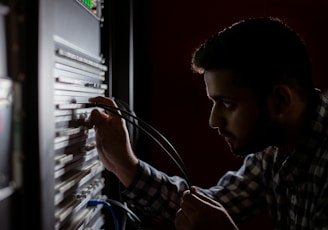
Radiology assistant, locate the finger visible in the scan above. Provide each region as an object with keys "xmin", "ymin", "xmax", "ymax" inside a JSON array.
[
  {"xmin": 191, "ymin": 188, "xmax": 224, "ymax": 208},
  {"xmin": 180, "ymin": 189, "xmax": 191, "ymax": 206},
  {"xmin": 182, "ymin": 189, "xmax": 191, "ymax": 198},
  {"xmin": 83, "ymin": 118, "xmax": 94, "ymax": 129},
  {"xmin": 180, "ymin": 191, "xmax": 199, "ymax": 212},
  {"xmin": 175, "ymin": 208, "xmax": 190, "ymax": 230},
  {"xmin": 89, "ymin": 96, "xmax": 124, "ymax": 119},
  {"xmin": 89, "ymin": 96, "xmax": 117, "ymax": 107},
  {"xmin": 182, "ymin": 189, "xmax": 224, "ymax": 214},
  {"xmin": 88, "ymin": 109, "xmax": 110, "ymax": 126},
  {"xmin": 83, "ymin": 109, "xmax": 100, "ymax": 129}
]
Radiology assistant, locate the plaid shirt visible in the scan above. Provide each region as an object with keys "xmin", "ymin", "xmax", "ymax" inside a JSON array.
[{"xmin": 122, "ymin": 91, "xmax": 328, "ymax": 230}]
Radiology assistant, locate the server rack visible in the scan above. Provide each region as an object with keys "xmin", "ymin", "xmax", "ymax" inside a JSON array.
[
  {"xmin": 0, "ymin": 3, "xmax": 15, "ymax": 230},
  {"xmin": 10, "ymin": 0, "xmax": 135, "ymax": 229},
  {"xmin": 23, "ymin": 0, "xmax": 107, "ymax": 229}
]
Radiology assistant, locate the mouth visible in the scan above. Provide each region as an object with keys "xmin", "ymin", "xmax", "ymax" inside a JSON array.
[
  {"xmin": 218, "ymin": 129, "xmax": 233, "ymax": 139},
  {"xmin": 223, "ymin": 136, "xmax": 232, "ymax": 144},
  {"xmin": 224, "ymin": 136, "xmax": 232, "ymax": 143}
]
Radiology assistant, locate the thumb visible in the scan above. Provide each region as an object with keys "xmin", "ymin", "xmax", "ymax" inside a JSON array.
[
  {"xmin": 84, "ymin": 109, "xmax": 106, "ymax": 128},
  {"xmin": 91, "ymin": 109, "xmax": 109, "ymax": 125}
]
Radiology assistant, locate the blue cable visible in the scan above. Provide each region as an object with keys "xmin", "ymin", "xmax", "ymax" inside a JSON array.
[{"xmin": 88, "ymin": 199, "xmax": 120, "ymax": 230}]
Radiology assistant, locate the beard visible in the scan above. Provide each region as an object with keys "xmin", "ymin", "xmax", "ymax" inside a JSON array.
[{"xmin": 229, "ymin": 113, "xmax": 283, "ymax": 157}]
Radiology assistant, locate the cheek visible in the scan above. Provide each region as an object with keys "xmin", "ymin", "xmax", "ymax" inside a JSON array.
[
  {"xmin": 229, "ymin": 108, "xmax": 263, "ymax": 140},
  {"xmin": 230, "ymin": 114, "xmax": 255, "ymax": 138}
]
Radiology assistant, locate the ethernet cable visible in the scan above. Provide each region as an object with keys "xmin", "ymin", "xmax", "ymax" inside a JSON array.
[
  {"xmin": 88, "ymin": 198, "xmax": 143, "ymax": 230},
  {"xmin": 88, "ymin": 199, "xmax": 120, "ymax": 230}
]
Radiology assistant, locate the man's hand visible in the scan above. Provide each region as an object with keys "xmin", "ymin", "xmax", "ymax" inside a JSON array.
[
  {"xmin": 175, "ymin": 187, "xmax": 239, "ymax": 230},
  {"xmin": 85, "ymin": 96, "xmax": 138, "ymax": 188}
]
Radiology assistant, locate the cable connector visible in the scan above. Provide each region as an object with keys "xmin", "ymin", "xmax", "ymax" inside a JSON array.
[{"xmin": 88, "ymin": 199, "xmax": 119, "ymax": 230}]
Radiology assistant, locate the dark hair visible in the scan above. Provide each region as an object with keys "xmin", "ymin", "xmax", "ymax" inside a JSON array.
[{"xmin": 192, "ymin": 17, "xmax": 313, "ymax": 98}]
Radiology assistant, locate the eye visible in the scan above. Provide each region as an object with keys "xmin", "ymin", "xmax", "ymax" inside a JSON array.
[
  {"xmin": 222, "ymin": 100, "xmax": 234, "ymax": 109},
  {"xmin": 209, "ymin": 97, "xmax": 235, "ymax": 110}
]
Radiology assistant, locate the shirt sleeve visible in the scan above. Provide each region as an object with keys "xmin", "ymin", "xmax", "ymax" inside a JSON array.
[
  {"xmin": 122, "ymin": 160, "xmax": 189, "ymax": 222},
  {"xmin": 312, "ymin": 153, "xmax": 328, "ymax": 229},
  {"xmin": 122, "ymin": 152, "xmax": 268, "ymax": 224},
  {"xmin": 196, "ymin": 152, "xmax": 268, "ymax": 223}
]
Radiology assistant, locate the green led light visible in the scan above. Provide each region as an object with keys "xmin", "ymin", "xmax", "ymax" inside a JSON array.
[
  {"xmin": 82, "ymin": 0, "xmax": 92, "ymax": 9},
  {"xmin": 76, "ymin": 0, "xmax": 98, "ymax": 15}
]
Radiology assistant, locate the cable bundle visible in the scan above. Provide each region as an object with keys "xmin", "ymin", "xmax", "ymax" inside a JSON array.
[
  {"xmin": 86, "ymin": 98, "xmax": 193, "ymax": 230},
  {"xmin": 87, "ymin": 99, "xmax": 193, "ymax": 190}
]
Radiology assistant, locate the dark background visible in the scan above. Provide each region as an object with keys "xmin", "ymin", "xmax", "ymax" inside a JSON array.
[{"xmin": 132, "ymin": 0, "xmax": 328, "ymax": 229}]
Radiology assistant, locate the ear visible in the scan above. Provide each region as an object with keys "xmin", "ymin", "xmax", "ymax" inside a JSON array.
[{"xmin": 269, "ymin": 85, "xmax": 293, "ymax": 116}]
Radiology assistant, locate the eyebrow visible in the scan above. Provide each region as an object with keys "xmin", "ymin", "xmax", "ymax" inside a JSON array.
[{"xmin": 208, "ymin": 95, "xmax": 233, "ymax": 101}]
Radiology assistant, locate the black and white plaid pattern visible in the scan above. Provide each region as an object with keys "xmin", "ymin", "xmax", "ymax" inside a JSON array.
[{"xmin": 123, "ymin": 91, "xmax": 328, "ymax": 229}]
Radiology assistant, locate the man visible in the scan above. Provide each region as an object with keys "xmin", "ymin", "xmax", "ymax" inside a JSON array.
[{"xmin": 86, "ymin": 17, "xmax": 328, "ymax": 229}]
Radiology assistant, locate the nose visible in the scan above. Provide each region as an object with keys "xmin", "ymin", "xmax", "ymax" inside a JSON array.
[{"xmin": 209, "ymin": 105, "xmax": 226, "ymax": 129}]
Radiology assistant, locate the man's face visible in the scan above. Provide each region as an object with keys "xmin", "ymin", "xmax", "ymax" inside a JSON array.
[{"xmin": 204, "ymin": 69, "xmax": 279, "ymax": 156}]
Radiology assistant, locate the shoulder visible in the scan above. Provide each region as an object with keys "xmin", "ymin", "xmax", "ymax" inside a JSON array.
[
  {"xmin": 311, "ymin": 144, "xmax": 328, "ymax": 175},
  {"xmin": 246, "ymin": 146, "xmax": 280, "ymax": 168}
]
